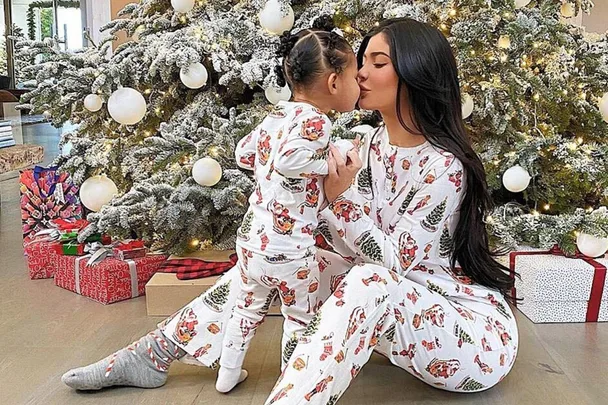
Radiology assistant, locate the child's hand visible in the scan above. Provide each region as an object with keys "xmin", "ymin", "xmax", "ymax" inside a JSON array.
[
  {"xmin": 332, "ymin": 136, "xmax": 360, "ymax": 161},
  {"xmin": 324, "ymin": 144, "xmax": 362, "ymax": 203}
]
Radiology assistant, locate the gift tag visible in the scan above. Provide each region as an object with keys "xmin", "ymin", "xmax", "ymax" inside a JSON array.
[{"xmin": 53, "ymin": 183, "xmax": 66, "ymax": 204}]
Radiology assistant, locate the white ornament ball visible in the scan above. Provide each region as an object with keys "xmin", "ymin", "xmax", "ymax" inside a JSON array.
[
  {"xmin": 265, "ymin": 85, "xmax": 292, "ymax": 105},
  {"xmin": 259, "ymin": 0, "xmax": 295, "ymax": 35},
  {"xmin": 497, "ymin": 35, "xmax": 511, "ymax": 49},
  {"xmin": 576, "ymin": 233, "xmax": 608, "ymax": 258},
  {"xmin": 84, "ymin": 94, "xmax": 103, "ymax": 112},
  {"xmin": 108, "ymin": 87, "xmax": 147, "ymax": 125},
  {"xmin": 62, "ymin": 141, "xmax": 73, "ymax": 156},
  {"xmin": 192, "ymin": 157, "xmax": 222, "ymax": 187},
  {"xmin": 180, "ymin": 62, "xmax": 208, "ymax": 89},
  {"xmin": 560, "ymin": 3, "xmax": 575, "ymax": 18},
  {"xmin": 502, "ymin": 165, "xmax": 531, "ymax": 193},
  {"xmin": 171, "ymin": 0, "xmax": 195, "ymax": 13},
  {"xmin": 514, "ymin": 0, "xmax": 531, "ymax": 8},
  {"xmin": 461, "ymin": 93, "xmax": 474, "ymax": 119},
  {"xmin": 598, "ymin": 92, "xmax": 608, "ymax": 123},
  {"xmin": 350, "ymin": 124, "xmax": 375, "ymax": 135},
  {"xmin": 80, "ymin": 174, "xmax": 118, "ymax": 212}
]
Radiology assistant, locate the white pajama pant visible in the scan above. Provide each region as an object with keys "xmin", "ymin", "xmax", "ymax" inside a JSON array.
[
  {"xmin": 160, "ymin": 250, "xmax": 517, "ymax": 404},
  {"xmin": 220, "ymin": 247, "xmax": 322, "ymax": 369}
]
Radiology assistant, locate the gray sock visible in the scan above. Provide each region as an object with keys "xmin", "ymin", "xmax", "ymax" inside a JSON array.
[{"xmin": 62, "ymin": 329, "xmax": 186, "ymax": 390}]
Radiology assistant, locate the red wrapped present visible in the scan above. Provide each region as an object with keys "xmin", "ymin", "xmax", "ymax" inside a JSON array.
[
  {"xmin": 113, "ymin": 240, "xmax": 147, "ymax": 260},
  {"xmin": 20, "ymin": 166, "xmax": 82, "ymax": 246},
  {"xmin": 54, "ymin": 253, "xmax": 167, "ymax": 304},
  {"xmin": 24, "ymin": 236, "xmax": 60, "ymax": 279}
]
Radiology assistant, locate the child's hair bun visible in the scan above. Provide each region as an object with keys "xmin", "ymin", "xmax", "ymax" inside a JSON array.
[
  {"xmin": 312, "ymin": 15, "xmax": 336, "ymax": 32},
  {"xmin": 277, "ymin": 31, "xmax": 299, "ymax": 59}
]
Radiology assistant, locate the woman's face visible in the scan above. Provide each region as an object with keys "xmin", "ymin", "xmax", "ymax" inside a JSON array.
[{"xmin": 357, "ymin": 33, "xmax": 400, "ymax": 113}]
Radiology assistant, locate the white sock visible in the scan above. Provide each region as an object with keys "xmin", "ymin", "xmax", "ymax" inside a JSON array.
[{"xmin": 215, "ymin": 366, "xmax": 249, "ymax": 393}]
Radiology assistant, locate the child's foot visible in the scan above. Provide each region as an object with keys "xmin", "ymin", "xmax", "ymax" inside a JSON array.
[
  {"xmin": 62, "ymin": 329, "xmax": 185, "ymax": 390},
  {"xmin": 215, "ymin": 366, "xmax": 249, "ymax": 393}
]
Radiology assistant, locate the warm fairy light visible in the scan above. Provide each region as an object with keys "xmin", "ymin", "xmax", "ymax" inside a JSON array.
[
  {"xmin": 486, "ymin": 215, "xmax": 494, "ymax": 224},
  {"xmin": 449, "ymin": 9, "xmax": 457, "ymax": 17},
  {"xmin": 470, "ymin": 50, "xmax": 476, "ymax": 56},
  {"xmin": 500, "ymin": 54, "xmax": 508, "ymax": 62},
  {"xmin": 440, "ymin": 23, "xmax": 448, "ymax": 30},
  {"xmin": 579, "ymin": 92, "xmax": 587, "ymax": 100},
  {"xmin": 577, "ymin": 137, "xmax": 583, "ymax": 144},
  {"xmin": 209, "ymin": 146, "xmax": 220, "ymax": 157},
  {"xmin": 586, "ymin": 207, "xmax": 594, "ymax": 213},
  {"xmin": 144, "ymin": 130, "xmax": 151, "ymax": 136},
  {"xmin": 533, "ymin": 93, "xmax": 540, "ymax": 101},
  {"xmin": 562, "ymin": 89, "xmax": 568, "ymax": 96},
  {"xmin": 531, "ymin": 210, "xmax": 540, "ymax": 217},
  {"xmin": 190, "ymin": 239, "xmax": 200, "ymax": 247},
  {"xmin": 144, "ymin": 89, "xmax": 152, "ymax": 95},
  {"xmin": 543, "ymin": 204, "xmax": 550, "ymax": 211},
  {"xmin": 567, "ymin": 142, "xmax": 577, "ymax": 151}
]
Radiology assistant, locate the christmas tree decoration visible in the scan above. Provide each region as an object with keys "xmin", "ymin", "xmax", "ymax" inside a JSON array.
[
  {"xmin": 497, "ymin": 35, "xmax": 511, "ymax": 49},
  {"xmin": 502, "ymin": 165, "xmax": 531, "ymax": 193},
  {"xmin": 107, "ymin": 87, "xmax": 147, "ymax": 125},
  {"xmin": 180, "ymin": 62, "xmax": 208, "ymax": 89},
  {"xmin": 599, "ymin": 92, "xmax": 608, "ymax": 123},
  {"xmin": 192, "ymin": 157, "xmax": 223, "ymax": 187},
  {"xmin": 560, "ymin": 3, "xmax": 575, "ymax": 18},
  {"xmin": 171, "ymin": 0, "xmax": 195, "ymax": 13},
  {"xmin": 83, "ymin": 94, "xmax": 103, "ymax": 112},
  {"xmin": 576, "ymin": 232, "xmax": 608, "ymax": 258},
  {"xmin": 259, "ymin": 0, "xmax": 295, "ymax": 35},
  {"xmin": 15, "ymin": 0, "xmax": 608, "ymax": 254},
  {"xmin": 461, "ymin": 93, "xmax": 474, "ymax": 119},
  {"xmin": 265, "ymin": 85, "xmax": 292, "ymax": 105},
  {"xmin": 80, "ymin": 174, "xmax": 118, "ymax": 212},
  {"xmin": 61, "ymin": 141, "xmax": 73, "ymax": 157}
]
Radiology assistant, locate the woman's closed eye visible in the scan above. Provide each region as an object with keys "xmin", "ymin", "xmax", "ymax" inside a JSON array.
[{"xmin": 373, "ymin": 63, "xmax": 387, "ymax": 68}]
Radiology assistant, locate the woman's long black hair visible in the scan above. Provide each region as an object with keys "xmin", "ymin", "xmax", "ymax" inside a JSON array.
[{"xmin": 358, "ymin": 18, "xmax": 514, "ymax": 296}]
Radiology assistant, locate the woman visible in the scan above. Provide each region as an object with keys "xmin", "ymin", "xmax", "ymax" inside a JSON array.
[
  {"xmin": 263, "ymin": 18, "xmax": 517, "ymax": 404},
  {"xmin": 62, "ymin": 18, "xmax": 518, "ymax": 404}
]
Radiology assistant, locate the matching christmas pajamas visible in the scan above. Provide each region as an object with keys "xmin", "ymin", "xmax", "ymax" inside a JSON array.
[
  {"xmin": 160, "ymin": 125, "xmax": 518, "ymax": 403},
  {"xmin": 209, "ymin": 101, "xmax": 335, "ymax": 370}
]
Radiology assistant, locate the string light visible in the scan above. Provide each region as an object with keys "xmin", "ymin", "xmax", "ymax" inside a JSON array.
[
  {"xmin": 449, "ymin": 9, "xmax": 457, "ymax": 17},
  {"xmin": 190, "ymin": 239, "xmax": 200, "ymax": 247},
  {"xmin": 543, "ymin": 204, "xmax": 551, "ymax": 211},
  {"xmin": 577, "ymin": 137, "xmax": 583, "ymax": 144},
  {"xmin": 533, "ymin": 93, "xmax": 540, "ymax": 101},
  {"xmin": 531, "ymin": 210, "xmax": 540, "ymax": 217}
]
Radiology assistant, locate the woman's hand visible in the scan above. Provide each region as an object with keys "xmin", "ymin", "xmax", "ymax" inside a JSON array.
[{"xmin": 324, "ymin": 142, "xmax": 363, "ymax": 203}]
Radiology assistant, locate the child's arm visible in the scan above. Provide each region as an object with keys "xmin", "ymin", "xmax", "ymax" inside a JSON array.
[
  {"xmin": 234, "ymin": 125, "xmax": 261, "ymax": 171},
  {"xmin": 274, "ymin": 110, "xmax": 332, "ymax": 178}
]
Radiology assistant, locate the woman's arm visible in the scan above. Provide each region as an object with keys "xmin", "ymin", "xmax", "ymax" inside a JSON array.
[
  {"xmin": 273, "ymin": 111, "xmax": 332, "ymax": 178},
  {"xmin": 322, "ymin": 155, "xmax": 463, "ymax": 275}
]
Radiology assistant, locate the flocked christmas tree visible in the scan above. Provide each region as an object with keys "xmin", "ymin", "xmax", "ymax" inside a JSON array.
[{"xmin": 13, "ymin": 0, "xmax": 608, "ymax": 255}]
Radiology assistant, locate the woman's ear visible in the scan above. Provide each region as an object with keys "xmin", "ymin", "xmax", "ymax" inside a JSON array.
[{"xmin": 327, "ymin": 72, "xmax": 339, "ymax": 95}]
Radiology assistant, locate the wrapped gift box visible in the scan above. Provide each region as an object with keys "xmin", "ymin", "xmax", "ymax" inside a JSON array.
[
  {"xmin": 54, "ymin": 254, "xmax": 167, "ymax": 305},
  {"xmin": 510, "ymin": 247, "xmax": 608, "ymax": 323},
  {"xmin": 24, "ymin": 237, "xmax": 60, "ymax": 279}
]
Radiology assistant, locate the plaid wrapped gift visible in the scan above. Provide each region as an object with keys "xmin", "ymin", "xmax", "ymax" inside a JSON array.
[
  {"xmin": 159, "ymin": 250, "xmax": 237, "ymax": 280},
  {"xmin": 54, "ymin": 253, "xmax": 167, "ymax": 305}
]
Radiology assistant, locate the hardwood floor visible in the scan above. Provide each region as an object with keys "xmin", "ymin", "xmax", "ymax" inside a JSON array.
[{"xmin": 0, "ymin": 123, "xmax": 606, "ymax": 404}]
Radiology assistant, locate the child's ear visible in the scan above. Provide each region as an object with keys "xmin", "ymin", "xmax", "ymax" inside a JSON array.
[{"xmin": 327, "ymin": 72, "xmax": 339, "ymax": 95}]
